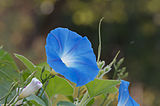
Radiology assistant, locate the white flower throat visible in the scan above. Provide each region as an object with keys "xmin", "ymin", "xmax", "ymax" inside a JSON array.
[{"xmin": 61, "ymin": 54, "xmax": 75, "ymax": 67}]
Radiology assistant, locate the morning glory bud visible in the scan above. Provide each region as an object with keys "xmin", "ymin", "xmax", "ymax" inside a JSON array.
[{"xmin": 19, "ymin": 77, "xmax": 42, "ymax": 99}]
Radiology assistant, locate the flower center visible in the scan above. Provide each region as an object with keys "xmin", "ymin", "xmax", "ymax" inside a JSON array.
[{"xmin": 61, "ymin": 55, "xmax": 71, "ymax": 67}]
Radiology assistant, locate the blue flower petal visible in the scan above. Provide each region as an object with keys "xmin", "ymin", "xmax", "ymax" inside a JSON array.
[
  {"xmin": 45, "ymin": 27, "xmax": 99, "ymax": 86},
  {"xmin": 118, "ymin": 80, "xmax": 139, "ymax": 106}
]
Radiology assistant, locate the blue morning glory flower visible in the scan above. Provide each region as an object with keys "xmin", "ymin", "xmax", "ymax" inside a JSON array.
[
  {"xmin": 118, "ymin": 80, "xmax": 139, "ymax": 106},
  {"xmin": 45, "ymin": 27, "xmax": 99, "ymax": 86}
]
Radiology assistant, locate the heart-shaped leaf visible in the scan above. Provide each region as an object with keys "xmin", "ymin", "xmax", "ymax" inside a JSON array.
[
  {"xmin": 86, "ymin": 79, "xmax": 120, "ymax": 97},
  {"xmin": 46, "ymin": 76, "xmax": 73, "ymax": 99}
]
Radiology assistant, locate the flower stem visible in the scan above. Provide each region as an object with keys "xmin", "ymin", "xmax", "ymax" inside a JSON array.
[
  {"xmin": 0, "ymin": 95, "xmax": 7, "ymax": 101},
  {"xmin": 97, "ymin": 17, "xmax": 104, "ymax": 63},
  {"xmin": 40, "ymin": 80, "xmax": 49, "ymax": 97},
  {"xmin": 78, "ymin": 91, "xmax": 89, "ymax": 106},
  {"xmin": 24, "ymin": 71, "xmax": 37, "ymax": 87},
  {"xmin": 4, "ymin": 82, "xmax": 18, "ymax": 106},
  {"xmin": 77, "ymin": 87, "xmax": 81, "ymax": 99},
  {"xmin": 83, "ymin": 97, "xmax": 92, "ymax": 106},
  {"xmin": 8, "ymin": 89, "xmax": 19, "ymax": 105},
  {"xmin": 100, "ymin": 94, "xmax": 109, "ymax": 106},
  {"xmin": 11, "ymin": 98, "xmax": 19, "ymax": 106}
]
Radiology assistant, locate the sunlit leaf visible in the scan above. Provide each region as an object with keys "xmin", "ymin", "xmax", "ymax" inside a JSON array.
[
  {"xmin": 46, "ymin": 76, "xmax": 73, "ymax": 99},
  {"xmin": 86, "ymin": 79, "xmax": 120, "ymax": 97},
  {"xmin": 14, "ymin": 53, "xmax": 36, "ymax": 71},
  {"xmin": 37, "ymin": 62, "xmax": 51, "ymax": 72}
]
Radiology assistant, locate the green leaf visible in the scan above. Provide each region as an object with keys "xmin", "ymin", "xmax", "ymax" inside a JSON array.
[
  {"xmin": 37, "ymin": 62, "xmax": 51, "ymax": 72},
  {"xmin": 105, "ymin": 86, "xmax": 118, "ymax": 94},
  {"xmin": 0, "ymin": 49, "xmax": 19, "ymax": 99},
  {"xmin": 57, "ymin": 101, "xmax": 76, "ymax": 106},
  {"xmin": 21, "ymin": 69, "xmax": 32, "ymax": 83},
  {"xmin": 14, "ymin": 53, "xmax": 36, "ymax": 71},
  {"xmin": 46, "ymin": 76, "xmax": 73, "ymax": 99},
  {"xmin": 26, "ymin": 94, "xmax": 46, "ymax": 106},
  {"xmin": 86, "ymin": 79, "xmax": 120, "ymax": 97},
  {"xmin": 35, "ymin": 66, "xmax": 50, "ymax": 81},
  {"xmin": 35, "ymin": 62, "xmax": 52, "ymax": 79},
  {"xmin": 21, "ymin": 62, "xmax": 51, "ymax": 82}
]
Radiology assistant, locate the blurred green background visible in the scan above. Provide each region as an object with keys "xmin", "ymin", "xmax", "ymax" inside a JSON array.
[{"xmin": 0, "ymin": 0, "xmax": 160, "ymax": 105}]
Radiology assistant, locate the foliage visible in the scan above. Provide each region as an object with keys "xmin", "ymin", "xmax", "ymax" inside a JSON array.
[
  {"xmin": 0, "ymin": 22, "xmax": 138, "ymax": 105},
  {"xmin": 0, "ymin": 47, "xmax": 125, "ymax": 105},
  {"xmin": 45, "ymin": 76, "xmax": 73, "ymax": 98},
  {"xmin": 86, "ymin": 79, "xmax": 120, "ymax": 97},
  {"xmin": 0, "ymin": 48, "xmax": 19, "ymax": 103}
]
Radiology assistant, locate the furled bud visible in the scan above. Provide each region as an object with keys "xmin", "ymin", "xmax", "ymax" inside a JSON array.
[{"xmin": 19, "ymin": 77, "xmax": 42, "ymax": 99}]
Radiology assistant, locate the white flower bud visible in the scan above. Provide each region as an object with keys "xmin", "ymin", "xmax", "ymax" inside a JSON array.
[{"xmin": 19, "ymin": 77, "xmax": 42, "ymax": 99}]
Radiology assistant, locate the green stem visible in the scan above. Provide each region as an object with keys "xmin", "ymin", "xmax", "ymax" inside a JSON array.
[
  {"xmin": 40, "ymin": 88, "xmax": 45, "ymax": 97},
  {"xmin": 36, "ymin": 88, "xmax": 41, "ymax": 96},
  {"xmin": 8, "ymin": 94, "xmax": 18, "ymax": 105},
  {"xmin": 4, "ymin": 82, "xmax": 18, "ymax": 106},
  {"xmin": 106, "ymin": 92, "xmax": 118, "ymax": 106},
  {"xmin": 11, "ymin": 98, "xmax": 19, "ymax": 106},
  {"xmin": 24, "ymin": 71, "xmax": 37, "ymax": 86},
  {"xmin": 8, "ymin": 87, "xmax": 21, "ymax": 105},
  {"xmin": 99, "ymin": 71, "xmax": 108, "ymax": 79},
  {"xmin": 97, "ymin": 17, "xmax": 104, "ymax": 63},
  {"xmin": 78, "ymin": 91, "xmax": 89, "ymax": 106},
  {"xmin": 109, "ymin": 51, "xmax": 120, "ymax": 67},
  {"xmin": 0, "ymin": 95, "xmax": 7, "ymax": 101},
  {"xmin": 83, "ymin": 97, "xmax": 92, "ymax": 106},
  {"xmin": 100, "ymin": 94, "xmax": 109, "ymax": 106},
  {"xmin": 77, "ymin": 87, "xmax": 80, "ymax": 99},
  {"xmin": 40, "ymin": 81, "xmax": 48, "ymax": 97}
]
